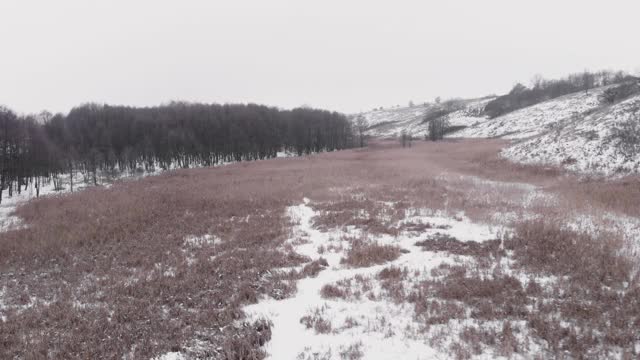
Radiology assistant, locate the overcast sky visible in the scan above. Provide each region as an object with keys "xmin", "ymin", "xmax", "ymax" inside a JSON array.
[{"xmin": 1, "ymin": 0, "xmax": 639, "ymax": 115}]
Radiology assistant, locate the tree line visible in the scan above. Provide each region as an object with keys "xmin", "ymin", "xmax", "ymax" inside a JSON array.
[{"xmin": 0, "ymin": 102, "xmax": 354, "ymax": 203}]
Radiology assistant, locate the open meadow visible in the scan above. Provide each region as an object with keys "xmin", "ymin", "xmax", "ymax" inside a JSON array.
[{"xmin": 2, "ymin": 139, "xmax": 639, "ymax": 359}]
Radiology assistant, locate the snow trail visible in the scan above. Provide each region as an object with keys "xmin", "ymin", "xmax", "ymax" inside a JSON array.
[{"xmin": 244, "ymin": 198, "xmax": 499, "ymax": 359}]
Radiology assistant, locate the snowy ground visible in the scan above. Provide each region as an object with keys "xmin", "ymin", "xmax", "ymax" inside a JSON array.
[
  {"xmin": 238, "ymin": 182, "xmax": 640, "ymax": 359},
  {"xmin": 243, "ymin": 198, "xmax": 502, "ymax": 360}
]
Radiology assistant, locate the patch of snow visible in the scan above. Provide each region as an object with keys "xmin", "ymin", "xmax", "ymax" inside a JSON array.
[
  {"xmin": 184, "ymin": 234, "xmax": 221, "ymax": 248},
  {"xmin": 151, "ymin": 352, "xmax": 186, "ymax": 360},
  {"xmin": 244, "ymin": 199, "xmax": 503, "ymax": 359}
]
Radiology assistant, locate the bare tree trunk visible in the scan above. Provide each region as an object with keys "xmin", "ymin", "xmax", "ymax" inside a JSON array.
[
  {"xmin": 0, "ymin": 174, "xmax": 4, "ymax": 205},
  {"xmin": 69, "ymin": 163, "xmax": 74, "ymax": 193}
]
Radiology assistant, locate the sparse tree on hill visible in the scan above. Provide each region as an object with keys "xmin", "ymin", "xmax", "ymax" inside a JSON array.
[
  {"xmin": 531, "ymin": 74, "xmax": 545, "ymax": 90},
  {"xmin": 355, "ymin": 115, "xmax": 367, "ymax": 148},
  {"xmin": 583, "ymin": 71, "xmax": 595, "ymax": 95},
  {"xmin": 427, "ymin": 116, "xmax": 449, "ymax": 141}
]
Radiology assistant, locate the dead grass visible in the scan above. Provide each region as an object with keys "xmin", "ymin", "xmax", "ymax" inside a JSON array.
[
  {"xmin": 340, "ymin": 240, "xmax": 402, "ymax": 268},
  {"xmin": 407, "ymin": 220, "xmax": 640, "ymax": 358},
  {"xmin": 338, "ymin": 341, "xmax": 364, "ymax": 360},
  {"xmin": 415, "ymin": 234, "xmax": 504, "ymax": 258},
  {"xmin": 300, "ymin": 307, "xmax": 333, "ymax": 334},
  {"xmin": 320, "ymin": 275, "xmax": 373, "ymax": 301},
  {"xmin": 300, "ymin": 257, "xmax": 329, "ymax": 278},
  {"xmin": 2, "ymin": 138, "xmax": 640, "ymax": 358}
]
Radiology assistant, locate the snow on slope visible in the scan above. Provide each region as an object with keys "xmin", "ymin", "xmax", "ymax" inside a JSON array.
[
  {"xmin": 503, "ymin": 93, "xmax": 640, "ymax": 175},
  {"xmin": 354, "ymin": 98, "xmax": 493, "ymax": 138},
  {"xmin": 355, "ymin": 104, "xmax": 433, "ymax": 138},
  {"xmin": 453, "ymin": 87, "xmax": 607, "ymax": 139}
]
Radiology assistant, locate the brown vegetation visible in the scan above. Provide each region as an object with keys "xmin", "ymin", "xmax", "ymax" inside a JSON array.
[
  {"xmin": 1, "ymin": 138, "xmax": 639, "ymax": 358},
  {"xmin": 340, "ymin": 240, "xmax": 402, "ymax": 268},
  {"xmin": 407, "ymin": 221, "xmax": 640, "ymax": 358},
  {"xmin": 415, "ymin": 234, "xmax": 503, "ymax": 258}
]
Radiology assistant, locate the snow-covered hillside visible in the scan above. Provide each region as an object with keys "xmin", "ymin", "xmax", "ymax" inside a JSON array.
[
  {"xmin": 454, "ymin": 87, "xmax": 607, "ymax": 139},
  {"xmin": 353, "ymin": 97, "xmax": 493, "ymax": 138},
  {"xmin": 503, "ymin": 93, "xmax": 640, "ymax": 175},
  {"xmin": 356, "ymin": 84, "xmax": 640, "ymax": 175}
]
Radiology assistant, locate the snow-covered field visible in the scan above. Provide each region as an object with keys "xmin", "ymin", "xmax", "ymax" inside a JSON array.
[
  {"xmin": 232, "ymin": 194, "xmax": 640, "ymax": 359},
  {"xmin": 243, "ymin": 199, "xmax": 504, "ymax": 359}
]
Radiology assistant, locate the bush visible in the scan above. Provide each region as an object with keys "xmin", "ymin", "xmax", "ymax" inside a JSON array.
[
  {"xmin": 428, "ymin": 117, "xmax": 450, "ymax": 141},
  {"xmin": 610, "ymin": 114, "xmax": 640, "ymax": 156},
  {"xmin": 599, "ymin": 82, "xmax": 640, "ymax": 104},
  {"xmin": 340, "ymin": 241, "xmax": 402, "ymax": 268}
]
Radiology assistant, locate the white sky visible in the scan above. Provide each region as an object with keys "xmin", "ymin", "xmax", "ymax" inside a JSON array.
[{"xmin": 1, "ymin": 0, "xmax": 639, "ymax": 115}]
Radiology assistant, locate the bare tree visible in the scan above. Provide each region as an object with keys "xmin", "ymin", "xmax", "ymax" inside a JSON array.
[
  {"xmin": 400, "ymin": 130, "xmax": 413, "ymax": 148},
  {"xmin": 355, "ymin": 115, "xmax": 367, "ymax": 148},
  {"xmin": 427, "ymin": 116, "xmax": 449, "ymax": 141},
  {"xmin": 531, "ymin": 74, "xmax": 544, "ymax": 89},
  {"xmin": 583, "ymin": 71, "xmax": 595, "ymax": 95}
]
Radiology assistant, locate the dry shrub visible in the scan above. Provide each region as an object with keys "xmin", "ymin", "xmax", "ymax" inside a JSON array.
[
  {"xmin": 376, "ymin": 266, "xmax": 410, "ymax": 303},
  {"xmin": 416, "ymin": 273, "xmax": 528, "ymax": 321},
  {"xmin": 504, "ymin": 221, "xmax": 640, "ymax": 356},
  {"xmin": 341, "ymin": 240, "xmax": 402, "ymax": 268},
  {"xmin": 320, "ymin": 284, "xmax": 347, "ymax": 299},
  {"xmin": 505, "ymin": 221, "xmax": 632, "ymax": 287},
  {"xmin": 311, "ymin": 198, "xmax": 404, "ymax": 236},
  {"xmin": 417, "ymin": 220, "xmax": 640, "ymax": 357},
  {"xmin": 341, "ymin": 316, "xmax": 360, "ymax": 330},
  {"xmin": 400, "ymin": 221, "xmax": 450, "ymax": 233},
  {"xmin": 415, "ymin": 234, "xmax": 504, "ymax": 258},
  {"xmin": 320, "ymin": 275, "xmax": 373, "ymax": 302},
  {"xmin": 221, "ymin": 319, "xmax": 272, "ymax": 360},
  {"xmin": 2, "ymin": 138, "xmax": 639, "ymax": 358},
  {"xmin": 560, "ymin": 176, "xmax": 640, "ymax": 218},
  {"xmin": 300, "ymin": 307, "xmax": 332, "ymax": 334},
  {"xmin": 459, "ymin": 326, "xmax": 494, "ymax": 355},
  {"xmin": 390, "ymin": 217, "xmax": 640, "ymax": 357},
  {"xmin": 377, "ymin": 266, "xmax": 408, "ymax": 281},
  {"xmin": 0, "ymin": 163, "xmax": 315, "ymax": 359},
  {"xmin": 300, "ymin": 257, "xmax": 329, "ymax": 278},
  {"xmin": 339, "ymin": 341, "xmax": 364, "ymax": 360}
]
